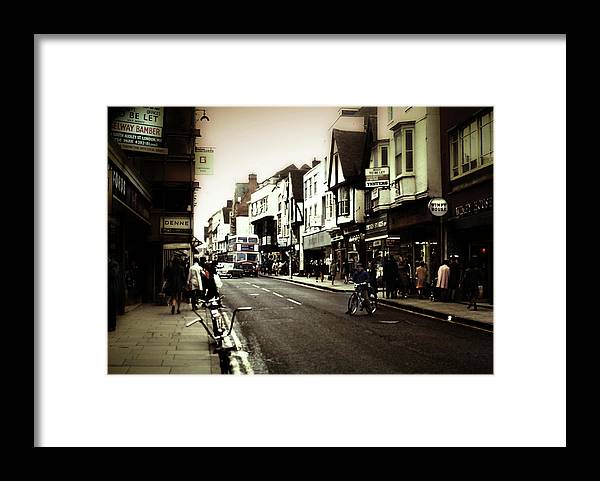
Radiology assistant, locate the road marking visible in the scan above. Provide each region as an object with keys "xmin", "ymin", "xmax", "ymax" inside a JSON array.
[
  {"xmin": 287, "ymin": 298, "xmax": 302, "ymax": 305},
  {"xmin": 249, "ymin": 293, "xmax": 259, "ymax": 296},
  {"xmin": 252, "ymin": 284, "xmax": 260, "ymax": 288},
  {"xmin": 245, "ymin": 282, "xmax": 252, "ymax": 285},
  {"xmin": 221, "ymin": 311, "xmax": 254, "ymax": 375},
  {"xmin": 261, "ymin": 288, "xmax": 271, "ymax": 292},
  {"xmin": 272, "ymin": 292, "xmax": 284, "ymax": 298}
]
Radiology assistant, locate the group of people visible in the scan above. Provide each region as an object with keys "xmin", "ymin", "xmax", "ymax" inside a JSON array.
[
  {"xmin": 260, "ymin": 258, "xmax": 291, "ymax": 276},
  {"xmin": 348, "ymin": 254, "xmax": 485, "ymax": 311},
  {"xmin": 162, "ymin": 256, "xmax": 222, "ymax": 315},
  {"xmin": 434, "ymin": 258, "xmax": 484, "ymax": 310},
  {"xmin": 381, "ymin": 255, "xmax": 412, "ymax": 299}
]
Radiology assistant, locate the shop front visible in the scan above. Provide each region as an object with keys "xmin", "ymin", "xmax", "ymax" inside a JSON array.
[
  {"xmin": 365, "ymin": 213, "xmax": 389, "ymax": 281},
  {"xmin": 303, "ymin": 230, "xmax": 332, "ymax": 277},
  {"xmin": 344, "ymin": 228, "xmax": 365, "ymax": 276},
  {"xmin": 447, "ymin": 186, "xmax": 493, "ymax": 303},
  {"xmin": 388, "ymin": 199, "xmax": 439, "ymax": 285},
  {"xmin": 108, "ymin": 158, "xmax": 152, "ymax": 309},
  {"xmin": 329, "ymin": 230, "xmax": 345, "ymax": 277}
]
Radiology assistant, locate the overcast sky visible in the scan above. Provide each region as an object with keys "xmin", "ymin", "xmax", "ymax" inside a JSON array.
[{"xmin": 193, "ymin": 107, "xmax": 342, "ymax": 240}]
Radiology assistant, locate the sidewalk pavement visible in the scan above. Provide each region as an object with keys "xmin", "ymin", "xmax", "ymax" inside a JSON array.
[
  {"xmin": 108, "ymin": 302, "xmax": 221, "ymax": 374},
  {"xmin": 262, "ymin": 273, "xmax": 493, "ymax": 331}
]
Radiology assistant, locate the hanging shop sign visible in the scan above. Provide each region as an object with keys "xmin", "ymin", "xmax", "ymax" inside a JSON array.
[
  {"xmin": 348, "ymin": 233, "xmax": 364, "ymax": 243},
  {"xmin": 111, "ymin": 107, "xmax": 168, "ymax": 155},
  {"xmin": 365, "ymin": 167, "xmax": 390, "ymax": 188},
  {"xmin": 160, "ymin": 216, "xmax": 192, "ymax": 235},
  {"xmin": 195, "ymin": 146, "xmax": 215, "ymax": 175},
  {"xmin": 428, "ymin": 197, "xmax": 448, "ymax": 217}
]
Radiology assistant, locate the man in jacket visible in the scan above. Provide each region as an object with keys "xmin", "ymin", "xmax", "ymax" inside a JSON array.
[{"xmin": 187, "ymin": 257, "xmax": 204, "ymax": 310}]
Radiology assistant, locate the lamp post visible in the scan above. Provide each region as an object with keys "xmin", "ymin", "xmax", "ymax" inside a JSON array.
[{"xmin": 289, "ymin": 196, "xmax": 293, "ymax": 280}]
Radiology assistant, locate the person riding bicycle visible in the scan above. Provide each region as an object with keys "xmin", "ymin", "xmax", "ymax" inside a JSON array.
[{"xmin": 347, "ymin": 263, "xmax": 370, "ymax": 312}]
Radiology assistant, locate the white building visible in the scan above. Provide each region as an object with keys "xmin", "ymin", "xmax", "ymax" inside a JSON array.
[
  {"xmin": 301, "ymin": 158, "xmax": 335, "ymax": 273},
  {"xmin": 207, "ymin": 202, "xmax": 231, "ymax": 261}
]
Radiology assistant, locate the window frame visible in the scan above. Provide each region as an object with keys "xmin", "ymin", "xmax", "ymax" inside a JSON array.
[
  {"xmin": 394, "ymin": 125, "xmax": 415, "ymax": 178},
  {"xmin": 449, "ymin": 109, "xmax": 494, "ymax": 180}
]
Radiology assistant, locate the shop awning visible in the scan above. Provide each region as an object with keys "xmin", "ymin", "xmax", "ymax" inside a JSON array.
[{"xmin": 303, "ymin": 231, "xmax": 331, "ymax": 250}]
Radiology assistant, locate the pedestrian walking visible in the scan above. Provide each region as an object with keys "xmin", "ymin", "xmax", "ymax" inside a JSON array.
[
  {"xmin": 330, "ymin": 261, "xmax": 338, "ymax": 285},
  {"xmin": 186, "ymin": 256, "xmax": 204, "ymax": 310},
  {"xmin": 384, "ymin": 256, "xmax": 399, "ymax": 299},
  {"xmin": 397, "ymin": 256, "xmax": 410, "ymax": 299},
  {"xmin": 436, "ymin": 259, "xmax": 451, "ymax": 302},
  {"xmin": 415, "ymin": 261, "xmax": 428, "ymax": 299},
  {"xmin": 368, "ymin": 260, "xmax": 378, "ymax": 296},
  {"xmin": 462, "ymin": 260, "xmax": 484, "ymax": 311},
  {"xmin": 164, "ymin": 257, "xmax": 187, "ymax": 314},
  {"xmin": 448, "ymin": 257, "xmax": 462, "ymax": 302},
  {"xmin": 343, "ymin": 259, "xmax": 350, "ymax": 284},
  {"xmin": 108, "ymin": 256, "xmax": 121, "ymax": 332}
]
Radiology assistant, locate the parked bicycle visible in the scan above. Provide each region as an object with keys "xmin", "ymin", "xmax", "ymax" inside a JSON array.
[
  {"xmin": 347, "ymin": 282, "xmax": 378, "ymax": 315},
  {"xmin": 185, "ymin": 295, "xmax": 251, "ymax": 350}
]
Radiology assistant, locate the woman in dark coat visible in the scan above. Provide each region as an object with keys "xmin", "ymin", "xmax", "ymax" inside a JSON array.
[
  {"xmin": 164, "ymin": 257, "xmax": 187, "ymax": 314},
  {"xmin": 462, "ymin": 260, "xmax": 484, "ymax": 311},
  {"xmin": 397, "ymin": 256, "xmax": 410, "ymax": 298}
]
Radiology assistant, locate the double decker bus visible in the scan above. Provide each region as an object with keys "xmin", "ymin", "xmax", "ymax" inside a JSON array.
[{"xmin": 220, "ymin": 234, "xmax": 260, "ymax": 264}]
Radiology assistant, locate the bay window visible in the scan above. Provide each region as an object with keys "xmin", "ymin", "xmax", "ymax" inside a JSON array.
[{"xmin": 394, "ymin": 126, "xmax": 414, "ymax": 176}]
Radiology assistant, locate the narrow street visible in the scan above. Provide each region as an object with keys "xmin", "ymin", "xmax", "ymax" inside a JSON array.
[{"xmin": 220, "ymin": 277, "xmax": 493, "ymax": 374}]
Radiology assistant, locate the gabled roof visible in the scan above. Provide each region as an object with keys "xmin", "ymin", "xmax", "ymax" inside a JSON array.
[
  {"xmin": 289, "ymin": 169, "xmax": 306, "ymax": 200},
  {"xmin": 273, "ymin": 163, "xmax": 299, "ymax": 180},
  {"xmin": 331, "ymin": 129, "xmax": 366, "ymax": 180}
]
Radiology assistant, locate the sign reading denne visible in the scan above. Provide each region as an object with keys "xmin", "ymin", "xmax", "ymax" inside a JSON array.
[
  {"xmin": 111, "ymin": 107, "xmax": 168, "ymax": 154},
  {"xmin": 365, "ymin": 167, "xmax": 390, "ymax": 188},
  {"xmin": 160, "ymin": 216, "xmax": 191, "ymax": 234}
]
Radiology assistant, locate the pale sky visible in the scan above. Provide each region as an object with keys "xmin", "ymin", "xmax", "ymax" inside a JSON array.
[{"xmin": 193, "ymin": 107, "xmax": 342, "ymax": 240}]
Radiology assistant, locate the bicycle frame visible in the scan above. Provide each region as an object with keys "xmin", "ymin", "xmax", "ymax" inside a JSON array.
[
  {"xmin": 185, "ymin": 297, "xmax": 252, "ymax": 344},
  {"xmin": 348, "ymin": 282, "xmax": 377, "ymax": 315}
]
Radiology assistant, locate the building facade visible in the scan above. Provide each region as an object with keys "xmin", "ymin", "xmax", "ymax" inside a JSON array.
[
  {"xmin": 440, "ymin": 107, "xmax": 494, "ymax": 303},
  {"xmin": 108, "ymin": 107, "xmax": 199, "ymax": 306}
]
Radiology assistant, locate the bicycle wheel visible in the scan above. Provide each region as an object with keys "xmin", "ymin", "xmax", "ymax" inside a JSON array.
[{"xmin": 347, "ymin": 293, "xmax": 358, "ymax": 315}]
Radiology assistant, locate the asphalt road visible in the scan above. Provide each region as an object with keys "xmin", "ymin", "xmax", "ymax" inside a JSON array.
[{"xmin": 220, "ymin": 276, "xmax": 493, "ymax": 374}]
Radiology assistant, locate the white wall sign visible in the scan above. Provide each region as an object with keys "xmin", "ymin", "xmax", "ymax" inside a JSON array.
[
  {"xmin": 365, "ymin": 167, "xmax": 390, "ymax": 188},
  {"xmin": 161, "ymin": 216, "xmax": 192, "ymax": 234},
  {"xmin": 111, "ymin": 107, "xmax": 168, "ymax": 154}
]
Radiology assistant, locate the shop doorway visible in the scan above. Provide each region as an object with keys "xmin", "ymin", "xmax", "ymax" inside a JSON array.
[{"xmin": 469, "ymin": 241, "xmax": 493, "ymax": 304}]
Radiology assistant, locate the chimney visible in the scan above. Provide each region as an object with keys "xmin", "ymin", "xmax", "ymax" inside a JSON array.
[
  {"xmin": 248, "ymin": 173, "xmax": 258, "ymax": 193},
  {"xmin": 312, "ymin": 157, "xmax": 320, "ymax": 168}
]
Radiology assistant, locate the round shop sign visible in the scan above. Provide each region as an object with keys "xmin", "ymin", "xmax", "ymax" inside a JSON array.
[{"xmin": 428, "ymin": 198, "xmax": 448, "ymax": 217}]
